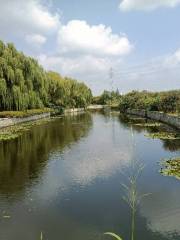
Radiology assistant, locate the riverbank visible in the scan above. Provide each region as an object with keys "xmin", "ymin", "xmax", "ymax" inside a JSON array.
[
  {"xmin": 0, "ymin": 109, "xmax": 54, "ymax": 129},
  {"xmin": 0, "ymin": 109, "xmax": 54, "ymax": 118},
  {"xmin": 0, "ymin": 107, "xmax": 91, "ymax": 141},
  {"xmin": 87, "ymin": 104, "xmax": 120, "ymax": 111},
  {"xmin": 0, "ymin": 117, "xmax": 54, "ymax": 141},
  {"xmin": 0, "ymin": 107, "xmax": 89, "ymax": 130},
  {"xmin": 87, "ymin": 105, "xmax": 104, "ymax": 110},
  {"xmin": 0, "ymin": 106, "xmax": 104, "ymax": 141},
  {"xmin": 64, "ymin": 108, "xmax": 85, "ymax": 114},
  {"xmin": 0, "ymin": 107, "xmax": 90, "ymax": 129},
  {"xmin": 0, "ymin": 112, "xmax": 51, "ymax": 129},
  {"xmin": 126, "ymin": 109, "xmax": 180, "ymax": 130}
]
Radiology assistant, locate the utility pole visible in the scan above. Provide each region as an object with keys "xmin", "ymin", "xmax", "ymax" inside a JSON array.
[
  {"xmin": 109, "ymin": 67, "xmax": 116, "ymax": 143},
  {"xmin": 109, "ymin": 67, "xmax": 114, "ymax": 106},
  {"xmin": 109, "ymin": 67, "xmax": 114, "ymax": 92}
]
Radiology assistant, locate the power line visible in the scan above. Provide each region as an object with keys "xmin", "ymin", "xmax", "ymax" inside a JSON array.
[{"xmin": 112, "ymin": 64, "xmax": 180, "ymax": 78}]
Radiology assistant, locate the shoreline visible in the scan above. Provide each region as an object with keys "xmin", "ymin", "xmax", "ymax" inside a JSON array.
[
  {"xmin": 1, "ymin": 107, "xmax": 180, "ymax": 131},
  {"xmin": 0, "ymin": 112, "xmax": 51, "ymax": 129},
  {"xmin": 126, "ymin": 109, "xmax": 180, "ymax": 130},
  {"xmin": 0, "ymin": 108, "xmax": 87, "ymax": 129}
]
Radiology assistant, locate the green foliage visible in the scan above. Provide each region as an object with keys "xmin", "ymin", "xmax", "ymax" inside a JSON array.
[
  {"xmin": 161, "ymin": 157, "xmax": 180, "ymax": 179},
  {"xmin": 119, "ymin": 90, "xmax": 180, "ymax": 113},
  {"xmin": 47, "ymin": 72, "xmax": 92, "ymax": 108},
  {"xmin": 0, "ymin": 108, "xmax": 52, "ymax": 118},
  {"xmin": 0, "ymin": 40, "xmax": 92, "ymax": 111},
  {"xmin": 0, "ymin": 117, "xmax": 53, "ymax": 142},
  {"xmin": 145, "ymin": 132, "xmax": 180, "ymax": 140},
  {"xmin": 93, "ymin": 89, "xmax": 121, "ymax": 106}
]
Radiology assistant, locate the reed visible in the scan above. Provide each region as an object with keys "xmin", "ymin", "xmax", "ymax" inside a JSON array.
[{"xmin": 105, "ymin": 127, "xmax": 151, "ymax": 240}]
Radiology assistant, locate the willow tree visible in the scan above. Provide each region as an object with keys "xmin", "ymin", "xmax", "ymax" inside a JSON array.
[
  {"xmin": 0, "ymin": 40, "xmax": 92, "ymax": 111},
  {"xmin": 47, "ymin": 72, "xmax": 92, "ymax": 108},
  {"xmin": 0, "ymin": 78, "xmax": 7, "ymax": 110}
]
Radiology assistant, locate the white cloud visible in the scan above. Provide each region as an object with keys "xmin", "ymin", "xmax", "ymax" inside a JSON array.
[
  {"xmin": 26, "ymin": 34, "xmax": 46, "ymax": 46},
  {"xmin": 164, "ymin": 48, "xmax": 180, "ymax": 66},
  {"xmin": 57, "ymin": 20, "xmax": 133, "ymax": 57},
  {"xmin": 119, "ymin": 0, "xmax": 180, "ymax": 11},
  {"xmin": 38, "ymin": 20, "xmax": 133, "ymax": 94},
  {"xmin": 33, "ymin": 121, "xmax": 133, "ymax": 201},
  {"xmin": 38, "ymin": 40, "xmax": 180, "ymax": 94},
  {"xmin": 38, "ymin": 53, "xmax": 125, "ymax": 93},
  {"xmin": 39, "ymin": 47, "xmax": 180, "ymax": 95},
  {"xmin": 0, "ymin": 0, "xmax": 133, "ymax": 91},
  {"xmin": 0, "ymin": 0, "xmax": 60, "ymax": 40},
  {"xmin": 174, "ymin": 49, "xmax": 180, "ymax": 61},
  {"xmin": 140, "ymin": 184, "xmax": 180, "ymax": 236},
  {"xmin": 39, "ymin": 54, "xmax": 111, "ymax": 75}
]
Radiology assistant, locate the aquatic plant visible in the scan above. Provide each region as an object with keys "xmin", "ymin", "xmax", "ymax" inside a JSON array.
[
  {"xmin": 134, "ymin": 122, "xmax": 161, "ymax": 127},
  {"xmin": 161, "ymin": 157, "xmax": 180, "ymax": 179},
  {"xmin": 104, "ymin": 232, "xmax": 123, "ymax": 240},
  {"xmin": 0, "ymin": 118, "xmax": 53, "ymax": 142},
  {"xmin": 146, "ymin": 132, "xmax": 180, "ymax": 140},
  {"xmin": 40, "ymin": 232, "xmax": 43, "ymax": 240},
  {"xmin": 105, "ymin": 127, "xmax": 150, "ymax": 240}
]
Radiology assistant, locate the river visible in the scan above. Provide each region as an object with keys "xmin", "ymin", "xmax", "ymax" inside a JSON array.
[{"xmin": 0, "ymin": 112, "xmax": 180, "ymax": 240}]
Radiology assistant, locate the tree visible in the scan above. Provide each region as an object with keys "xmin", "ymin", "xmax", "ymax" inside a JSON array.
[{"xmin": 0, "ymin": 39, "xmax": 92, "ymax": 111}]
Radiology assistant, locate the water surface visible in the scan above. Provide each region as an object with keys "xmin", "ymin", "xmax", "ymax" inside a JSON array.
[{"xmin": 0, "ymin": 112, "xmax": 180, "ymax": 240}]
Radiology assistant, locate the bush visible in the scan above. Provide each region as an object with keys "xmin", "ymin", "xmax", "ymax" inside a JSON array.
[
  {"xmin": 0, "ymin": 108, "xmax": 53, "ymax": 118},
  {"xmin": 119, "ymin": 90, "xmax": 180, "ymax": 113}
]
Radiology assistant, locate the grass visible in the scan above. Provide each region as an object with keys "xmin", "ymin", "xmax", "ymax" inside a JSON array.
[
  {"xmin": 0, "ymin": 108, "xmax": 53, "ymax": 118},
  {"xmin": 0, "ymin": 118, "xmax": 53, "ymax": 142},
  {"xmin": 125, "ymin": 115, "xmax": 180, "ymax": 140},
  {"xmin": 104, "ymin": 232, "xmax": 123, "ymax": 240},
  {"xmin": 40, "ymin": 232, "xmax": 43, "ymax": 240},
  {"xmin": 161, "ymin": 157, "xmax": 180, "ymax": 180},
  {"xmin": 104, "ymin": 127, "xmax": 151, "ymax": 240}
]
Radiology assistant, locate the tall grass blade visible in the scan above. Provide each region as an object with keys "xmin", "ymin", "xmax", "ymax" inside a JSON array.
[{"xmin": 104, "ymin": 232, "xmax": 123, "ymax": 240}]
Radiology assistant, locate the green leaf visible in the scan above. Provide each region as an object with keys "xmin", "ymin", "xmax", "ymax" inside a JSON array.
[
  {"xmin": 40, "ymin": 232, "xmax": 43, "ymax": 240},
  {"xmin": 104, "ymin": 232, "xmax": 123, "ymax": 240}
]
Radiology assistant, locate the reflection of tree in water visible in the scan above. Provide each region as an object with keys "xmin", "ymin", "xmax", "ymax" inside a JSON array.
[
  {"xmin": 118, "ymin": 114, "xmax": 147, "ymax": 133},
  {"xmin": 106, "ymin": 116, "xmax": 180, "ymax": 240},
  {"xmin": 0, "ymin": 113, "xmax": 92, "ymax": 196},
  {"xmin": 162, "ymin": 139, "xmax": 180, "ymax": 151},
  {"xmin": 118, "ymin": 114, "xmax": 180, "ymax": 151}
]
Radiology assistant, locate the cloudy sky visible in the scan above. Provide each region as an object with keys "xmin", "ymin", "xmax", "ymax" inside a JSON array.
[{"xmin": 0, "ymin": 0, "xmax": 180, "ymax": 94}]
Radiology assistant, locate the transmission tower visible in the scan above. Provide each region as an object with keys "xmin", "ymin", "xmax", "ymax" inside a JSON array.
[{"xmin": 109, "ymin": 67, "xmax": 114, "ymax": 92}]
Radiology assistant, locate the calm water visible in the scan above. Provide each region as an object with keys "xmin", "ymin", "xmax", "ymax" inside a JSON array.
[{"xmin": 0, "ymin": 112, "xmax": 180, "ymax": 240}]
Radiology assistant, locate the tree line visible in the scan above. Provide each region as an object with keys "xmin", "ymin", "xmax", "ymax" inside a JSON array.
[
  {"xmin": 94, "ymin": 89, "xmax": 180, "ymax": 113},
  {"xmin": 0, "ymin": 40, "xmax": 92, "ymax": 111},
  {"xmin": 119, "ymin": 90, "xmax": 180, "ymax": 113},
  {"xmin": 92, "ymin": 89, "xmax": 121, "ymax": 106}
]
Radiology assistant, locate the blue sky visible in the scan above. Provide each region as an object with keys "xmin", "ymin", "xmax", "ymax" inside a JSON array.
[
  {"xmin": 55, "ymin": 0, "xmax": 180, "ymax": 57},
  {"xmin": 0, "ymin": 0, "xmax": 180, "ymax": 94}
]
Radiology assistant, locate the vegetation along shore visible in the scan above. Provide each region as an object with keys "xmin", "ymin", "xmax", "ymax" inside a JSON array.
[
  {"xmin": 0, "ymin": 40, "xmax": 92, "ymax": 112},
  {"xmin": 0, "ymin": 39, "xmax": 180, "ymax": 142}
]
